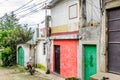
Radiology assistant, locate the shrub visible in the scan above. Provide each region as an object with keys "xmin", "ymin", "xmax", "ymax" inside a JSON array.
[
  {"xmin": 18, "ymin": 67, "xmax": 26, "ymax": 72},
  {"xmin": 1, "ymin": 47, "xmax": 16, "ymax": 66},
  {"xmin": 65, "ymin": 77, "xmax": 80, "ymax": 80},
  {"xmin": 37, "ymin": 64, "xmax": 46, "ymax": 71}
]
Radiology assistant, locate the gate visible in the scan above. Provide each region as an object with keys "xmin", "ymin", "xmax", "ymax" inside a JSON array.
[{"xmin": 108, "ymin": 8, "xmax": 120, "ymax": 74}]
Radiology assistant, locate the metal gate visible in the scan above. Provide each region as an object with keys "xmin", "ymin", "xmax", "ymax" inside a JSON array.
[{"xmin": 108, "ymin": 8, "xmax": 120, "ymax": 74}]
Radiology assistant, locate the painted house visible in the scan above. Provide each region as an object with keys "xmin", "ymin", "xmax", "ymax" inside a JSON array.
[
  {"xmin": 17, "ymin": 27, "xmax": 37, "ymax": 66},
  {"xmin": 48, "ymin": 0, "xmax": 79, "ymax": 78},
  {"xmin": 17, "ymin": 44, "xmax": 34, "ymax": 66},
  {"xmin": 91, "ymin": 0, "xmax": 120, "ymax": 80},
  {"xmin": 36, "ymin": 27, "xmax": 48, "ymax": 70},
  {"xmin": 47, "ymin": 0, "xmax": 101, "ymax": 79}
]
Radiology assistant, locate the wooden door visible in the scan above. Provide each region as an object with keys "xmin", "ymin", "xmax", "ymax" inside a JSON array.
[
  {"xmin": 108, "ymin": 8, "xmax": 120, "ymax": 74},
  {"xmin": 84, "ymin": 45, "xmax": 97, "ymax": 80},
  {"xmin": 54, "ymin": 45, "xmax": 60, "ymax": 74},
  {"xmin": 18, "ymin": 47, "xmax": 24, "ymax": 66}
]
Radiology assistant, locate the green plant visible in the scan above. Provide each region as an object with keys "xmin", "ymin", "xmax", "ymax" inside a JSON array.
[
  {"xmin": 0, "ymin": 51, "xmax": 2, "ymax": 60},
  {"xmin": 65, "ymin": 77, "xmax": 80, "ymax": 80},
  {"xmin": 1, "ymin": 47, "xmax": 15, "ymax": 66},
  {"xmin": 37, "ymin": 64, "xmax": 46, "ymax": 71},
  {"xmin": 0, "ymin": 13, "xmax": 33, "ymax": 66},
  {"xmin": 17, "ymin": 66, "xmax": 27, "ymax": 72}
]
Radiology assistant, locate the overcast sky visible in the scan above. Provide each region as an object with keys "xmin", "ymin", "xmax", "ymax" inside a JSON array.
[{"xmin": 0, "ymin": 0, "xmax": 51, "ymax": 27}]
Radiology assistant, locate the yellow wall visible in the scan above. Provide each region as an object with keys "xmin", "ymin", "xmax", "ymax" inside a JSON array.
[{"xmin": 51, "ymin": 22, "xmax": 79, "ymax": 34}]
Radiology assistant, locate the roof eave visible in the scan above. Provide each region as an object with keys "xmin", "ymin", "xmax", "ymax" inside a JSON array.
[{"xmin": 42, "ymin": 0, "xmax": 62, "ymax": 9}]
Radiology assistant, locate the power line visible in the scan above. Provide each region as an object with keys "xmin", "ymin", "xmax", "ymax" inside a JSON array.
[
  {"xmin": 0, "ymin": 0, "xmax": 49, "ymax": 20},
  {"xmin": 16, "ymin": 0, "xmax": 50, "ymax": 19},
  {"xmin": 14, "ymin": 0, "xmax": 34, "ymax": 12},
  {"xmin": 17, "ymin": 4, "xmax": 44, "ymax": 19},
  {"xmin": 0, "ymin": 0, "xmax": 34, "ymax": 19},
  {"xmin": 15, "ymin": 0, "xmax": 48, "ymax": 15}
]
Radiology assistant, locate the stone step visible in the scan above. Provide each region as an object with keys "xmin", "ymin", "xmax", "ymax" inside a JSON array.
[{"xmin": 90, "ymin": 72, "xmax": 120, "ymax": 80}]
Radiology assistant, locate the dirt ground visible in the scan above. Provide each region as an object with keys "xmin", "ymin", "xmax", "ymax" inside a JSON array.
[{"xmin": 0, "ymin": 67, "xmax": 51, "ymax": 80}]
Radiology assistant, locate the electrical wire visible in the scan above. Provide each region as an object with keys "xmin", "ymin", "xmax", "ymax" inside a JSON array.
[
  {"xmin": 17, "ymin": 4, "xmax": 45, "ymax": 19},
  {"xmin": 0, "ymin": 0, "xmax": 49, "ymax": 20},
  {"xmin": 16, "ymin": 0, "xmax": 50, "ymax": 19},
  {"xmin": 15, "ymin": 0, "xmax": 48, "ymax": 15},
  {"xmin": 14, "ymin": 0, "xmax": 34, "ymax": 12}
]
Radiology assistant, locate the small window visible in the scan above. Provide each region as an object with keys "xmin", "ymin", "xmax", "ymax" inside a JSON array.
[{"xmin": 69, "ymin": 3, "xmax": 78, "ymax": 19}]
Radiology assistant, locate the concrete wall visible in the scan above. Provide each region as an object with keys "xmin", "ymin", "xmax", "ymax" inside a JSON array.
[
  {"xmin": 17, "ymin": 44, "xmax": 30, "ymax": 66},
  {"xmin": 29, "ymin": 45, "xmax": 35, "ymax": 66},
  {"xmin": 36, "ymin": 40, "xmax": 47, "ymax": 67},
  {"xmin": 81, "ymin": 26, "xmax": 101, "ymax": 40},
  {"xmin": 77, "ymin": 26, "xmax": 101, "ymax": 79}
]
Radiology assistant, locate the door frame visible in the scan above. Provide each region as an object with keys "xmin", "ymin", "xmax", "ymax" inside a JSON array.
[
  {"xmin": 78, "ymin": 40, "xmax": 100, "ymax": 80},
  {"xmin": 17, "ymin": 46, "xmax": 24, "ymax": 66},
  {"xmin": 100, "ymin": 1, "xmax": 120, "ymax": 73}
]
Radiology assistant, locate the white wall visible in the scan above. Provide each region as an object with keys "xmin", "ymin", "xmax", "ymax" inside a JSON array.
[
  {"xmin": 17, "ymin": 44, "xmax": 30, "ymax": 66},
  {"xmin": 36, "ymin": 41, "xmax": 47, "ymax": 67},
  {"xmin": 51, "ymin": 0, "xmax": 79, "ymax": 27},
  {"xmin": 51, "ymin": 0, "xmax": 101, "ymax": 27}
]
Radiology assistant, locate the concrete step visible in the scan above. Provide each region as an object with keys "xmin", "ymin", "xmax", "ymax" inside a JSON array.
[{"xmin": 90, "ymin": 72, "xmax": 120, "ymax": 80}]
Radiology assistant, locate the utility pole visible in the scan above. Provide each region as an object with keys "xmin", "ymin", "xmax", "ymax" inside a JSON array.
[
  {"xmin": 45, "ymin": 3, "xmax": 48, "ymax": 38},
  {"xmin": 45, "ymin": 2, "xmax": 50, "ymax": 73}
]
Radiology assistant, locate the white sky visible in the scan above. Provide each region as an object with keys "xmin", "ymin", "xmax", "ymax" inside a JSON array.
[{"xmin": 0, "ymin": 0, "xmax": 51, "ymax": 27}]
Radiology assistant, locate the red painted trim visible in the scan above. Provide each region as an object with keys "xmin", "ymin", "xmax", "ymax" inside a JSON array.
[{"xmin": 51, "ymin": 31, "xmax": 79, "ymax": 36}]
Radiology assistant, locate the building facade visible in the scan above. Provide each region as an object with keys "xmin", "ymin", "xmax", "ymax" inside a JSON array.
[
  {"xmin": 47, "ymin": 0, "xmax": 101, "ymax": 79},
  {"xmin": 92, "ymin": 0, "xmax": 120, "ymax": 79}
]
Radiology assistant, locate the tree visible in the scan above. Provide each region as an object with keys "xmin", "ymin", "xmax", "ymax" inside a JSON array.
[{"xmin": 0, "ymin": 12, "xmax": 33, "ymax": 66}]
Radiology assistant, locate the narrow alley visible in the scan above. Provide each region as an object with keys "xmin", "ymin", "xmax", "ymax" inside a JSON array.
[{"xmin": 0, "ymin": 67, "xmax": 51, "ymax": 80}]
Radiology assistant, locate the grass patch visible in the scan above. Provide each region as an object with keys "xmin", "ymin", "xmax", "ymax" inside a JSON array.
[
  {"xmin": 5, "ymin": 65, "xmax": 27, "ymax": 72},
  {"xmin": 37, "ymin": 64, "xmax": 46, "ymax": 71},
  {"xmin": 65, "ymin": 77, "xmax": 80, "ymax": 80},
  {"xmin": 17, "ymin": 65, "xmax": 27, "ymax": 72}
]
